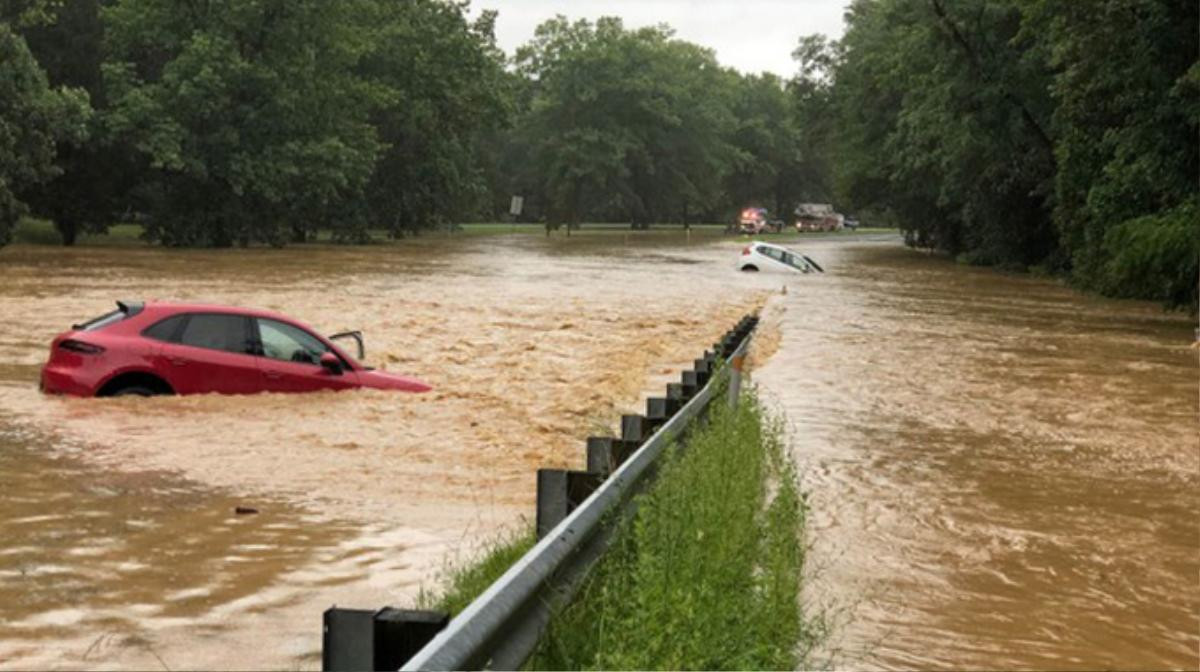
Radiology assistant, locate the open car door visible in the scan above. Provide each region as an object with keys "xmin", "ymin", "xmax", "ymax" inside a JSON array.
[{"xmin": 328, "ymin": 330, "xmax": 365, "ymax": 360}]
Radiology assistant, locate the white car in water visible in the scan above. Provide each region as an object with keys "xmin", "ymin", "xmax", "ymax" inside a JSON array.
[{"xmin": 737, "ymin": 241, "xmax": 824, "ymax": 274}]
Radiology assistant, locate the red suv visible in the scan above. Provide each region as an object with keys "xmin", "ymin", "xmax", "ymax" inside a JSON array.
[{"xmin": 41, "ymin": 301, "xmax": 432, "ymax": 397}]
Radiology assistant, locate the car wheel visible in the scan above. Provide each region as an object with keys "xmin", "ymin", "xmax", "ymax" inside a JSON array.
[
  {"xmin": 740, "ymin": 265, "xmax": 759, "ymax": 272},
  {"xmin": 112, "ymin": 385, "xmax": 157, "ymax": 397}
]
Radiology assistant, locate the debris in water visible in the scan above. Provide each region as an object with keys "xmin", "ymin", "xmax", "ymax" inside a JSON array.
[{"xmin": 234, "ymin": 506, "xmax": 259, "ymax": 515}]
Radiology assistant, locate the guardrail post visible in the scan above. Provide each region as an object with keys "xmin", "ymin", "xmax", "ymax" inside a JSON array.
[
  {"xmin": 375, "ymin": 609, "xmax": 451, "ymax": 671},
  {"xmin": 323, "ymin": 607, "xmax": 449, "ymax": 672},
  {"xmin": 620, "ymin": 414, "xmax": 650, "ymax": 444},
  {"xmin": 681, "ymin": 370, "xmax": 699, "ymax": 397},
  {"xmin": 646, "ymin": 397, "xmax": 674, "ymax": 424},
  {"xmin": 586, "ymin": 437, "xmax": 635, "ymax": 476},
  {"xmin": 536, "ymin": 469, "xmax": 605, "ymax": 538},
  {"xmin": 324, "ymin": 608, "xmax": 373, "ymax": 671}
]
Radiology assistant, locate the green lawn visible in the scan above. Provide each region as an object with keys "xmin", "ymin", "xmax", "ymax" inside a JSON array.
[
  {"xmin": 11, "ymin": 217, "xmax": 895, "ymax": 248},
  {"xmin": 13, "ymin": 219, "xmax": 144, "ymax": 247}
]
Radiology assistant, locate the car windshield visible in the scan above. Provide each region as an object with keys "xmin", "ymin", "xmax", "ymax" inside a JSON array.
[{"xmin": 256, "ymin": 319, "xmax": 328, "ymax": 365}]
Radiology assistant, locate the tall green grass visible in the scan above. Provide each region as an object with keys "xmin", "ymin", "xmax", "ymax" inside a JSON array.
[
  {"xmin": 418, "ymin": 525, "xmax": 537, "ymax": 616},
  {"xmin": 530, "ymin": 386, "xmax": 811, "ymax": 670}
]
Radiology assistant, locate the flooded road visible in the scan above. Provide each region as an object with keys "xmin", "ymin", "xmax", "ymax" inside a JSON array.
[
  {"xmin": 1, "ymin": 232, "xmax": 1196, "ymax": 670},
  {"xmin": 0, "ymin": 233, "xmax": 768, "ymax": 669},
  {"xmin": 754, "ymin": 243, "xmax": 1198, "ymax": 670}
]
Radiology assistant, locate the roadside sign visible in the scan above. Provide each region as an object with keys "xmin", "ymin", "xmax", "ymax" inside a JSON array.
[{"xmin": 509, "ymin": 195, "xmax": 524, "ymax": 216}]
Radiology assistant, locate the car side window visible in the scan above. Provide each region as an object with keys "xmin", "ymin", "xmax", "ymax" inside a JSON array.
[
  {"xmin": 177, "ymin": 314, "xmax": 252, "ymax": 354},
  {"xmin": 256, "ymin": 318, "xmax": 329, "ymax": 366},
  {"xmin": 142, "ymin": 315, "xmax": 187, "ymax": 342}
]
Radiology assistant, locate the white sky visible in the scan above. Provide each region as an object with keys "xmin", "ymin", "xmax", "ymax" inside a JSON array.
[{"xmin": 471, "ymin": 0, "xmax": 849, "ymax": 78}]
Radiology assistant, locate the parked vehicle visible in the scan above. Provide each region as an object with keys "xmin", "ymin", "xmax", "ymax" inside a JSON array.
[
  {"xmin": 736, "ymin": 208, "xmax": 782, "ymax": 234},
  {"xmin": 737, "ymin": 241, "xmax": 824, "ymax": 274},
  {"xmin": 794, "ymin": 203, "xmax": 843, "ymax": 232},
  {"xmin": 40, "ymin": 301, "xmax": 432, "ymax": 397},
  {"xmin": 843, "ymin": 215, "xmax": 860, "ymax": 230}
]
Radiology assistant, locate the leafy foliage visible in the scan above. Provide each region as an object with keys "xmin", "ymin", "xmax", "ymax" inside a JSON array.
[
  {"xmin": 1033, "ymin": 0, "xmax": 1198, "ymax": 301},
  {"xmin": 0, "ymin": 21, "xmax": 88, "ymax": 245},
  {"xmin": 830, "ymin": 0, "xmax": 1057, "ymax": 264},
  {"xmin": 510, "ymin": 17, "xmax": 739, "ymax": 227},
  {"xmin": 828, "ymin": 0, "xmax": 1197, "ymax": 307},
  {"xmin": 724, "ymin": 73, "xmax": 805, "ymax": 217},
  {"xmin": 17, "ymin": 0, "xmax": 140, "ymax": 245},
  {"xmin": 1101, "ymin": 197, "xmax": 1200, "ymax": 307},
  {"xmin": 359, "ymin": 2, "xmax": 510, "ymax": 239},
  {"xmin": 101, "ymin": 0, "xmax": 385, "ymax": 247}
]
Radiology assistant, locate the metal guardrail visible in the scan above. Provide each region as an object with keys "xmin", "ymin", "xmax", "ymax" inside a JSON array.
[{"xmin": 398, "ymin": 315, "xmax": 758, "ymax": 671}]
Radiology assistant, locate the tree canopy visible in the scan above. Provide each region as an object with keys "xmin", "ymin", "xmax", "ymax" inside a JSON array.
[
  {"xmin": 0, "ymin": 16, "xmax": 89, "ymax": 245},
  {"xmin": 825, "ymin": 0, "xmax": 1197, "ymax": 307}
]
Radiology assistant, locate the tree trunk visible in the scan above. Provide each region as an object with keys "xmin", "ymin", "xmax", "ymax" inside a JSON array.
[{"xmin": 56, "ymin": 220, "xmax": 78, "ymax": 246}]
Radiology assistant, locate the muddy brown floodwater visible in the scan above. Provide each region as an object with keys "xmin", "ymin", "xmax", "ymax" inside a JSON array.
[
  {"xmin": 0, "ymin": 232, "xmax": 1195, "ymax": 670},
  {"xmin": 754, "ymin": 242, "xmax": 1198, "ymax": 671},
  {"xmin": 0, "ymin": 233, "xmax": 769, "ymax": 669}
]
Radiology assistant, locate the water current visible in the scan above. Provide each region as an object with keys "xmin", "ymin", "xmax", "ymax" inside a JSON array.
[{"xmin": 0, "ymin": 232, "xmax": 1194, "ymax": 669}]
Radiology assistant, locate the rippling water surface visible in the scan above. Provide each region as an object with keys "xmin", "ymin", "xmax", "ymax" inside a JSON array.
[
  {"xmin": 754, "ymin": 243, "xmax": 1198, "ymax": 670},
  {"xmin": 0, "ymin": 233, "xmax": 767, "ymax": 669},
  {"xmin": 0, "ymin": 233, "xmax": 1195, "ymax": 670}
]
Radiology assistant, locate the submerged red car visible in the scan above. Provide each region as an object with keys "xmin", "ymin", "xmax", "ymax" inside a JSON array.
[{"xmin": 41, "ymin": 301, "xmax": 432, "ymax": 397}]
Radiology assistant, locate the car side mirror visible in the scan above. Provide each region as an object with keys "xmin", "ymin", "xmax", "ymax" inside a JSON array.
[{"xmin": 319, "ymin": 352, "xmax": 343, "ymax": 375}]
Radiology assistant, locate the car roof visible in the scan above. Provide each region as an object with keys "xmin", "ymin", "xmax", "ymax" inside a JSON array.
[
  {"xmin": 141, "ymin": 300, "xmax": 295, "ymax": 322},
  {"xmin": 752, "ymin": 241, "xmax": 795, "ymax": 252}
]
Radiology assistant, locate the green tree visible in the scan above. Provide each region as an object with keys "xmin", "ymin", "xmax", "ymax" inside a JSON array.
[
  {"xmin": 786, "ymin": 34, "xmax": 839, "ymax": 209},
  {"xmin": 16, "ymin": 0, "xmax": 141, "ymax": 245},
  {"xmin": 831, "ymin": 0, "xmax": 1057, "ymax": 264},
  {"xmin": 358, "ymin": 1, "xmax": 510, "ymax": 238},
  {"xmin": 512, "ymin": 17, "xmax": 736, "ymax": 228},
  {"xmin": 1029, "ymin": 0, "xmax": 1198, "ymax": 306},
  {"xmin": 0, "ymin": 20, "xmax": 89, "ymax": 246},
  {"xmin": 827, "ymin": 0, "xmax": 1196, "ymax": 307},
  {"xmin": 724, "ymin": 73, "xmax": 804, "ymax": 218},
  {"xmin": 101, "ymin": 0, "xmax": 385, "ymax": 247}
]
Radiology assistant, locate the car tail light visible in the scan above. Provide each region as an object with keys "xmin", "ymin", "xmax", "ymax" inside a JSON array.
[
  {"xmin": 59, "ymin": 339, "xmax": 105, "ymax": 355},
  {"xmin": 742, "ymin": 246, "xmax": 752, "ymax": 255}
]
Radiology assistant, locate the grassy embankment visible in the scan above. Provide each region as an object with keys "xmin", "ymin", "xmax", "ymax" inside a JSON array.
[
  {"xmin": 530, "ymin": 386, "xmax": 810, "ymax": 670},
  {"xmin": 419, "ymin": 526, "xmax": 537, "ymax": 617},
  {"xmin": 419, "ymin": 383, "xmax": 813, "ymax": 670},
  {"xmin": 10, "ymin": 217, "xmax": 893, "ymax": 247}
]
